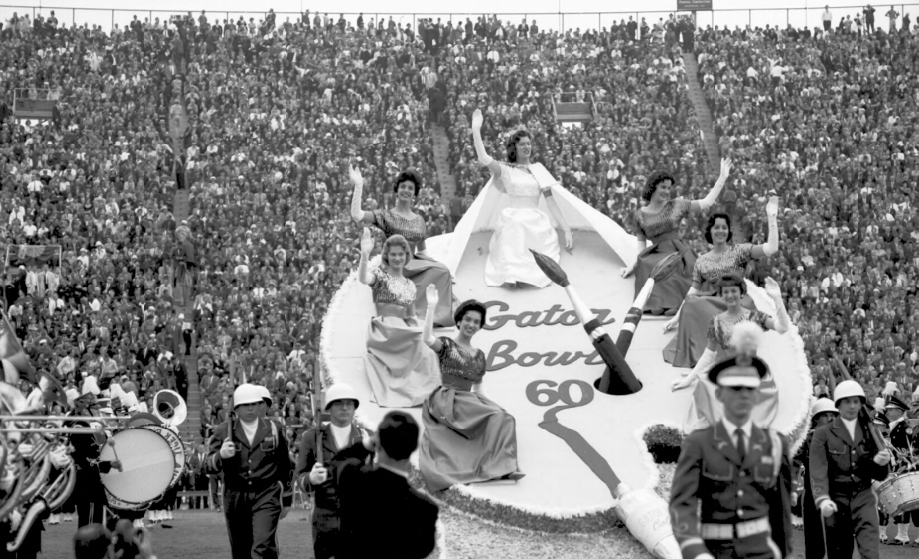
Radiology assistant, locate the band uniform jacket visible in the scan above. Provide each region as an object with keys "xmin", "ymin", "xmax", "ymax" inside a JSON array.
[
  {"xmin": 889, "ymin": 419, "xmax": 918, "ymax": 465},
  {"xmin": 809, "ymin": 415, "xmax": 889, "ymax": 507},
  {"xmin": 294, "ymin": 423, "xmax": 371, "ymax": 511},
  {"xmin": 670, "ymin": 421, "xmax": 793, "ymax": 559},
  {"xmin": 206, "ymin": 417, "xmax": 294, "ymax": 499},
  {"xmin": 335, "ymin": 442, "xmax": 440, "ymax": 559}
]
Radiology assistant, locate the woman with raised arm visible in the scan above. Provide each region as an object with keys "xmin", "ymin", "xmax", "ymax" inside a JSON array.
[
  {"xmin": 663, "ymin": 196, "xmax": 781, "ymax": 367},
  {"xmin": 671, "ymin": 274, "xmax": 790, "ymax": 435},
  {"xmin": 351, "ymin": 166, "xmax": 455, "ymax": 327},
  {"xmin": 419, "ymin": 285, "xmax": 524, "ymax": 491},
  {"xmin": 620, "ymin": 159, "xmax": 732, "ymax": 315},
  {"xmin": 470, "ymin": 108, "xmax": 573, "ymax": 288},
  {"xmin": 358, "ymin": 229, "xmax": 440, "ymax": 408}
]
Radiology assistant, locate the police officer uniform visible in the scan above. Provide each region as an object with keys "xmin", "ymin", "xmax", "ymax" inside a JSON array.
[
  {"xmin": 809, "ymin": 380, "xmax": 891, "ymax": 559},
  {"xmin": 793, "ymin": 398, "xmax": 838, "ymax": 559},
  {"xmin": 207, "ymin": 384, "xmax": 293, "ymax": 559},
  {"xmin": 670, "ymin": 353, "xmax": 793, "ymax": 559},
  {"xmin": 294, "ymin": 383, "xmax": 372, "ymax": 559}
]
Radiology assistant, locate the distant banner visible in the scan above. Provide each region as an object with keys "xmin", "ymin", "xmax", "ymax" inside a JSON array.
[
  {"xmin": 677, "ymin": 0, "xmax": 713, "ymax": 10},
  {"xmin": 5, "ymin": 245, "xmax": 62, "ymax": 268}
]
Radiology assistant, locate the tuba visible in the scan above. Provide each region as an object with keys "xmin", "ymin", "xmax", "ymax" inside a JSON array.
[{"xmin": 152, "ymin": 390, "xmax": 187, "ymax": 429}]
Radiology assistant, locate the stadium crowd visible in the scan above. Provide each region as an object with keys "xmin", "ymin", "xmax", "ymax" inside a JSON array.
[{"xmin": 1, "ymin": 6, "xmax": 918, "ymax": 474}]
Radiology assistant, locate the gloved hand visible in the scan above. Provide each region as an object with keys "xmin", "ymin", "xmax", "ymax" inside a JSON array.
[
  {"xmin": 873, "ymin": 449, "xmax": 892, "ymax": 466},
  {"xmin": 49, "ymin": 446, "xmax": 73, "ymax": 469},
  {"xmin": 10, "ymin": 509, "xmax": 22, "ymax": 531},
  {"xmin": 219, "ymin": 438, "xmax": 237, "ymax": 459},
  {"xmin": 309, "ymin": 463, "xmax": 328, "ymax": 485},
  {"xmin": 819, "ymin": 500, "xmax": 838, "ymax": 517}
]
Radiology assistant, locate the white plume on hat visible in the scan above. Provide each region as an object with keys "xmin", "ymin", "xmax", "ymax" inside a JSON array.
[
  {"xmin": 730, "ymin": 321, "xmax": 763, "ymax": 356},
  {"xmin": 874, "ymin": 397, "xmax": 886, "ymax": 413},
  {"xmin": 882, "ymin": 381, "xmax": 899, "ymax": 397},
  {"xmin": 81, "ymin": 375, "xmax": 100, "ymax": 396}
]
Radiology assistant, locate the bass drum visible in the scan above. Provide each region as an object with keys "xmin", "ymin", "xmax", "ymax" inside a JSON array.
[
  {"xmin": 99, "ymin": 428, "xmax": 175, "ymax": 508},
  {"xmin": 140, "ymin": 425, "xmax": 186, "ymax": 489}
]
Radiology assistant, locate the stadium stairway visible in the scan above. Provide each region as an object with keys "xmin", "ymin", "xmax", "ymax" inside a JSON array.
[
  {"xmin": 681, "ymin": 52, "xmax": 721, "ymax": 172},
  {"xmin": 430, "ymin": 123, "xmax": 457, "ymax": 199},
  {"xmin": 172, "ymin": 189, "xmax": 201, "ymax": 445}
]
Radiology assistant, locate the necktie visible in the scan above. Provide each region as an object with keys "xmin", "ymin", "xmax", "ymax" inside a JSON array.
[{"xmin": 735, "ymin": 428, "xmax": 746, "ymax": 464}]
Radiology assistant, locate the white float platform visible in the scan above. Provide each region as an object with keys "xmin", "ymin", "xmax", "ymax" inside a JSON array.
[{"xmin": 322, "ymin": 230, "xmax": 812, "ymax": 518}]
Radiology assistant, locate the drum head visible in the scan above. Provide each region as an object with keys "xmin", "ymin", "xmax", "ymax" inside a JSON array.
[
  {"xmin": 100, "ymin": 428, "xmax": 175, "ymax": 505},
  {"xmin": 140, "ymin": 425, "xmax": 186, "ymax": 488}
]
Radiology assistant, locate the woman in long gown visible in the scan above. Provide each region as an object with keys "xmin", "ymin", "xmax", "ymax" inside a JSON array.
[
  {"xmin": 358, "ymin": 229, "xmax": 440, "ymax": 408},
  {"xmin": 470, "ymin": 108, "xmax": 573, "ymax": 288},
  {"xmin": 671, "ymin": 274, "xmax": 790, "ymax": 435},
  {"xmin": 620, "ymin": 159, "xmax": 732, "ymax": 315},
  {"xmin": 662, "ymin": 197, "xmax": 780, "ymax": 367},
  {"xmin": 351, "ymin": 166, "xmax": 456, "ymax": 327},
  {"xmin": 419, "ymin": 286, "xmax": 524, "ymax": 492}
]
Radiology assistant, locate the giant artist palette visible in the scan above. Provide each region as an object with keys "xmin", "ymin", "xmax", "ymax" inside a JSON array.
[{"xmin": 321, "ymin": 187, "xmax": 812, "ymax": 545}]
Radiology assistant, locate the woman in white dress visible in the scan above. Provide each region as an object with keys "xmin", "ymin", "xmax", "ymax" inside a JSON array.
[{"xmin": 471, "ymin": 109, "xmax": 573, "ymax": 288}]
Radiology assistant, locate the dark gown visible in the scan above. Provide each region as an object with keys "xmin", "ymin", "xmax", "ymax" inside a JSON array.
[
  {"xmin": 663, "ymin": 243, "xmax": 757, "ymax": 368},
  {"xmin": 632, "ymin": 198, "xmax": 696, "ymax": 312},
  {"xmin": 420, "ymin": 337, "xmax": 519, "ymax": 492},
  {"xmin": 681, "ymin": 309, "xmax": 778, "ymax": 435},
  {"xmin": 371, "ymin": 209, "xmax": 455, "ymax": 326}
]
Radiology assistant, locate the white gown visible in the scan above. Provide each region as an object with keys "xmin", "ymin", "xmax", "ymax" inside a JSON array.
[{"xmin": 485, "ymin": 163, "xmax": 561, "ymax": 288}]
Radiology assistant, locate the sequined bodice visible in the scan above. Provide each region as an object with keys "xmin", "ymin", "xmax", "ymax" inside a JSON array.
[
  {"xmin": 371, "ymin": 209, "xmax": 427, "ymax": 245},
  {"xmin": 693, "ymin": 244, "xmax": 755, "ymax": 286},
  {"xmin": 499, "ymin": 164, "xmax": 544, "ymax": 209},
  {"xmin": 436, "ymin": 337, "xmax": 486, "ymax": 383},
  {"xmin": 370, "ymin": 267, "xmax": 415, "ymax": 307},
  {"xmin": 707, "ymin": 310, "xmax": 771, "ymax": 351},
  {"xmin": 634, "ymin": 198, "xmax": 691, "ymax": 242}
]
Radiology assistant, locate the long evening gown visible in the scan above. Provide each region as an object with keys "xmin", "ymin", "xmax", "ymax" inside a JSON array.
[
  {"xmin": 363, "ymin": 267, "xmax": 440, "ymax": 408},
  {"xmin": 663, "ymin": 243, "xmax": 758, "ymax": 367},
  {"xmin": 420, "ymin": 337, "xmax": 520, "ymax": 492},
  {"xmin": 682, "ymin": 309, "xmax": 779, "ymax": 435},
  {"xmin": 371, "ymin": 209, "xmax": 455, "ymax": 327},
  {"xmin": 485, "ymin": 163, "xmax": 561, "ymax": 288},
  {"xmin": 632, "ymin": 198, "xmax": 697, "ymax": 312}
]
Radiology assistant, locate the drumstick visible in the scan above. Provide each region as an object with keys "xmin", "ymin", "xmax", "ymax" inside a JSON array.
[{"xmin": 107, "ymin": 438, "xmax": 123, "ymax": 471}]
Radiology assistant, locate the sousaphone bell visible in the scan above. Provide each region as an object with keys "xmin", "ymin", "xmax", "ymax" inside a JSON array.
[{"xmin": 152, "ymin": 390, "xmax": 187, "ymax": 428}]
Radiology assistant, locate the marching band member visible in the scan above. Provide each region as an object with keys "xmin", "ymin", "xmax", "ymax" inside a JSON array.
[
  {"xmin": 809, "ymin": 380, "xmax": 892, "ymax": 559},
  {"xmin": 207, "ymin": 383, "xmax": 293, "ymax": 559},
  {"xmin": 793, "ymin": 398, "xmax": 838, "ymax": 559},
  {"xmin": 669, "ymin": 338, "xmax": 793, "ymax": 559},
  {"xmin": 885, "ymin": 395, "xmax": 918, "ymax": 544},
  {"xmin": 294, "ymin": 383, "xmax": 373, "ymax": 559},
  {"xmin": 68, "ymin": 392, "xmax": 123, "ymax": 528}
]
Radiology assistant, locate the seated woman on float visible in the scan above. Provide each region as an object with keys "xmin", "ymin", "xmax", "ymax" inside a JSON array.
[
  {"xmin": 662, "ymin": 196, "xmax": 780, "ymax": 368},
  {"xmin": 470, "ymin": 108, "xmax": 573, "ymax": 289},
  {"xmin": 671, "ymin": 273, "xmax": 790, "ymax": 434},
  {"xmin": 351, "ymin": 166, "xmax": 456, "ymax": 327},
  {"xmin": 419, "ymin": 285, "xmax": 524, "ymax": 491},
  {"xmin": 358, "ymin": 229, "xmax": 440, "ymax": 408},
  {"xmin": 621, "ymin": 158, "xmax": 733, "ymax": 316}
]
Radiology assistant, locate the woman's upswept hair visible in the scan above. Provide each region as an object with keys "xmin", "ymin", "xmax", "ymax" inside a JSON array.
[
  {"xmin": 506, "ymin": 129, "xmax": 532, "ymax": 163},
  {"xmin": 642, "ymin": 171, "xmax": 676, "ymax": 202},
  {"xmin": 381, "ymin": 235, "xmax": 412, "ymax": 267},
  {"xmin": 393, "ymin": 169, "xmax": 422, "ymax": 196},
  {"xmin": 716, "ymin": 273, "xmax": 747, "ymax": 297},
  {"xmin": 705, "ymin": 213, "xmax": 733, "ymax": 244}
]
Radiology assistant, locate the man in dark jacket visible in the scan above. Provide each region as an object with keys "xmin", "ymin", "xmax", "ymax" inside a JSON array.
[
  {"xmin": 336, "ymin": 412, "xmax": 439, "ymax": 559},
  {"xmin": 810, "ymin": 380, "xmax": 891, "ymax": 559},
  {"xmin": 294, "ymin": 383, "xmax": 371, "ymax": 559},
  {"xmin": 207, "ymin": 383, "xmax": 293, "ymax": 559}
]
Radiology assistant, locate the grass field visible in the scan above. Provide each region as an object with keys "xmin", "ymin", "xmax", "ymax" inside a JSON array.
[{"xmin": 36, "ymin": 508, "xmax": 919, "ymax": 559}]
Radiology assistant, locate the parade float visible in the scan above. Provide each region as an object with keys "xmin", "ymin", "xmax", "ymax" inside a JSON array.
[{"xmin": 321, "ymin": 183, "xmax": 813, "ymax": 557}]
